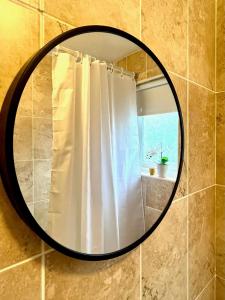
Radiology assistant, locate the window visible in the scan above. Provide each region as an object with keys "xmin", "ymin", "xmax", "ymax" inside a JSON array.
[{"xmin": 138, "ymin": 112, "xmax": 179, "ymax": 179}]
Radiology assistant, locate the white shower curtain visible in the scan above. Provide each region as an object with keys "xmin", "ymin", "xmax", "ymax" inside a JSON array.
[{"xmin": 48, "ymin": 52, "xmax": 145, "ymax": 254}]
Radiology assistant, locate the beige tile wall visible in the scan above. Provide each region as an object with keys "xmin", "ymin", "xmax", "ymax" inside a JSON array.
[
  {"xmin": 13, "ymin": 54, "xmax": 52, "ymax": 230},
  {"xmin": 215, "ymin": 0, "xmax": 225, "ymax": 296},
  {"xmin": 116, "ymin": 49, "xmax": 162, "ymax": 81},
  {"xmin": 141, "ymin": 176, "xmax": 175, "ymax": 230},
  {"xmin": 0, "ymin": 0, "xmax": 223, "ymax": 299}
]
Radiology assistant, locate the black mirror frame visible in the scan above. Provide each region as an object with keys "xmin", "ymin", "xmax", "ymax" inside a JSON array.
[{"xmin": 0, "ymin": 25, "xmax": 184, "ymax": 261}]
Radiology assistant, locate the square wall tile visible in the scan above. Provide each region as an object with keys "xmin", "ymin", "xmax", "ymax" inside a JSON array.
[
  {"xmin": 0, "ymin": 181, "xmax": 41, "ymax": 269},
  {"xmin": 44, "ymin": 0, "xmax": 140, "ymax": 38},
  {"xmin": 127, "ymin": 50, "xmax": 146, "ymax": 79},
  {"xmin": 216, "ymin": 0, "xmax": 225, "ymax": 92},
  {"xmin": 18, "ymin": 0, "xmax": 39, "ymax": 8},
  {"xmin": 142, "ymin": 199, "xmax": 187, "ymax": 300},
  {"xmin": 169, "ymin": 74, "xmax": 188, "ymax": 199},
  {"xmin": 0, "ymin": 258, "xmax": 41, "ymax": 300},
  {"xmin": 14, "ymin": 160, "xmax": 33, "ymax": 204},
  {"xmin": 189, "ymin": 186, "xmax": 215, "ymax": 300},
  {"xmin": 188, "ymin": 84, "xmax": 215, "ymax": 193},
  {"xmin": 189, "ymin": 0, "xmax": 215, "ymax": 90},
  {"xmin": 216, "ymin": 93, "xmax": 225, "ymax": 185},
  {"xmin": 13, "ymin": 116, "xmax": 32, "ymax": 161},
  {"xmin": 146, "ymin": 55, "xmax": 163, "ymax": 79},
  {"xmin": 216, "ymin": 277, "xmax": 225, "ymax": 300},
  {"xmin": 45, "ymin": 248, "xmax": 140, "ymax": 300},
  {"xmin": 17, "ymin": 77, "xmax": 32, "ymax": 117},
  {"xmin": 115, "ymin": 57, "xmax": 127, "ymax": 69},
  {"xmin": 33, "ymin": 55, "xmax": 52, "ymax": 118},
  {"xmin": 44, "ymin": 16, "xmax": 74, "ymax": 45},
  {"xmin": 33, "ymin": 118, "xmax": 52, "ymax": 159},
  {"xmin": 142, "ymin": 0, "xmax": 187, "ymax": 77},
  {"xmin": 34, "ymin": 160, "xmax": 51, "ymax": 203},
  {"xmin": 34, "ymin": 201, "xmax": 49, "ymax": 231},
  {"xmin": 0, "ymin": 0, "xmax": 39, "ymax": 104},
  {"xmin": 216, "ymin": 185, "xmax": 225, "ymax": 279},
  {"xmin": 144, "ymin": 207, "xmax": 161, "ymax": 231},
  {"xmin": 146, "ymin": 67, "xmax": 162, "ymax": 79},
  {"xmin": 197, "ymin": 278, "xmax": 215, "ymax": 300},
  {"xmin": 145, "ymin": 177, "xmax": 174, "ymax": 210}
]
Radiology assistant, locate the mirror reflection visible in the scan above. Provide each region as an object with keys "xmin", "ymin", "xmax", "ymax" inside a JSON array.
[{"xmin": 13, "ymin": 32, "xmax": 180, "ymax": 254}]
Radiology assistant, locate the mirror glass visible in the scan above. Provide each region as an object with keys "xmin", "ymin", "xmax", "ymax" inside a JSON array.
[{"xmin": 13, "ymin": 32, "xmax": 181, "ymax": 254}]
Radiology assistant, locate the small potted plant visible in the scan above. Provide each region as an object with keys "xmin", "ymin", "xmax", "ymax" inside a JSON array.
[
  {"xmin": 157, "ymin": 156, "xmax": 169, "ymax": 178},
  {"xmin": 156, "ymin": 143, "xmax": 169, "ymax": 178}
]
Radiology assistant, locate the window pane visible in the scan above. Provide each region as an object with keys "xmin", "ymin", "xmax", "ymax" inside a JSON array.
[{"xmin": 138, "ymin": 112, "xmax": 179, "ymax": 179}]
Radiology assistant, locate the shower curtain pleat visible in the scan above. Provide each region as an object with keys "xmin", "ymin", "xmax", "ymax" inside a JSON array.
[{"xmin": 48, "ymin": 52, "xmax": 145, "ymax": 253}]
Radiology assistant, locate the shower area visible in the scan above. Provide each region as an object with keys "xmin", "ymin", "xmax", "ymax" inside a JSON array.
[{"xmin": 14, "ymin": 40, "xmax": 179, "ymax": 253}]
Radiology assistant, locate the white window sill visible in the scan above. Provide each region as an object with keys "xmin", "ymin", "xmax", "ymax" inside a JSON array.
[{"xmin": 141, "ymin": 173, "xmax": 176, "ymax": 183}]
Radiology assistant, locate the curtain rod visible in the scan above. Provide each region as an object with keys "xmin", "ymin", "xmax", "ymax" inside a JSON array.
[
  {"xmin": 136, "ymin": 76, "xmax": 167, "ymax": 92},
  {"xmin": 51, "ymin": 45, "xmax": 136, "ymax": 79}
]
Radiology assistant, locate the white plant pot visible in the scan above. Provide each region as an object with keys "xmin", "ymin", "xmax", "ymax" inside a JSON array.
[{"xmin": 157, "ymin": 164, "xmax": 168, "ymax": 178}]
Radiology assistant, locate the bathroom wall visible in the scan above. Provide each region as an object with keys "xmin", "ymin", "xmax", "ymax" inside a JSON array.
[
  {"xmin": 0, "ymin": 1, "xmax": 222, "ymax": 299},
  {"xmin": 14, "ymin": 55, "xmax": 53, "ymax": 230},
  {"xmin": 141, "ymin": 176, "xmax": 175, "ymax": 230},
  {"xmin": 216, "ymin": 0, "xmax": 225, "ymax": 297},
  {"xmin": 115, "ymin": 49, "xmax": 162, "ymax": 81}
]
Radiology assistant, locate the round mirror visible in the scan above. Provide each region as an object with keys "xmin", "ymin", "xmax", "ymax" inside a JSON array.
[{"xmin": 0, "ymin": 26, "xmax": 184, "ymax": 260}]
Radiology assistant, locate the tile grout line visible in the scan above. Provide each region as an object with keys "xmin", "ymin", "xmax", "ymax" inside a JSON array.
[
  {"xmin": 15, "ymin": 115, "xmax": 52, "ymax": 120},
  {"xmin": 188, "ymin": 184, "xmax": 216, "ymax": 197},
  {"xmin": 173, "ymin": 195, "xmax": 188, "ymax": 203},
  {"xmin": 173, "ymin": 184, "xmax": 217, "ymax": 207},
  {"xmin": 216, "ymin": 274, "xmax": 225, "ymax": 281},
  {"xmin": 31, "ymin": 116, "xmax": 52, "ymax": 120},
  {"xmin": 9, "ymin": 0, "xmax": 75, "ymax": 29},
  {"xmin": 214, "ymin": 2, "xmax": 217, "ymax": 298},
  {"xmin": 215, "ymin": 185, "xmax": 217, "ymax": 290},
  {"xmin": 26, "ymin": 199, "xmax": 49, "ymax": 205},
  {"xmin": 186, "ymin": 0, "xmax": 189, "ymax": 297},
  {"xmin": 168, "ymin": 71, "xmax": 216, "ymax": 94},
  {"xmin": 42, "ymin": 11, "xmax": 74, "ymax": 28},
  {"xmin": 216, "ymin": 183, "xmax": 225, "ymax": 187},
  {"xmin": 194, "ymin": 275, "xmax": 216, "ymax": 300},
  {"xmin": 214, "ymin": 0, "xmax": 217, "ymax": 187},
  {"xmin": 185, "ymin": 79, "xmax": 215, "ymax": 94},
  {"xmin": 15, "ymin": 159, "xmax": 51, "ymax": 162},
  {"xmin": 215, "ymin": 0, "xmax": 217, "ymax": 92},
  {"xmin": 9, "ymin": 0, "xmax": 40, "ymax": 12},
  {"xmin": 214, "ymin": 61, "xmax": 217, "ymax": 293},
  {"xmin": 0, "ymin": 249, "xmax": 54, "ymax": 274},
  {"xmin": 0, "ymin": 254, "xmax": 42, "ymax": 274},
  {"xmin": 215, "ymin": 90, "xmax": 225, "ymax": 93},
  {"xmin": 40, "ymin": 11, "xmax": 45, "ymax": 300},
  {"xmin": 39, "ymin": 0, "xmax": 44, "ymax": 11},
  {"xmin": 40, "ymin": 11, "xmax": 45, "ymax": 49}
]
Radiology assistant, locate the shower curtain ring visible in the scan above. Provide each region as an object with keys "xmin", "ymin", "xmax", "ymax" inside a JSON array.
[
  {"xmin": 120, "ymin": 67, "xmax": 124, "ymax": 78},
  {"xmin": 109, "ymin": 63, "xmax": 113, "ymax": 73},
  {"xmin": 53, "ymin": 46, "xmax": 60, "ymax": 56}
]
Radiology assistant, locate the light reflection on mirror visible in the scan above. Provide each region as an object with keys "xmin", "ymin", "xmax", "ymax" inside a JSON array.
[{"xmin": 13, "ymin": 32, "xmax": 180, "ymax": 254}]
